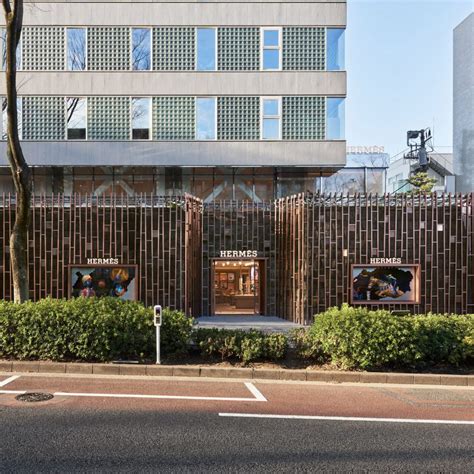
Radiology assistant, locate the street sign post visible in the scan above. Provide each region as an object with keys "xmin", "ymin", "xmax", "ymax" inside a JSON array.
[{"xmin": 153, "ymin": 305, "xmax": 162, "ymax": 364}]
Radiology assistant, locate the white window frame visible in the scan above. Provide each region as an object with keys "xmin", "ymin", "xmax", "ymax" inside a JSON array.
[
  {"xmin": 195, "ymin": 27, "xmax": 217, "ymax": 72},
  {"xmin": 65, "ymin": 27, "xmax": 87, "ymax": 71},
  {"xmin": 130, "ymin": 96, "xmax": 152, "ymax": 140},
  {"xmin": 130, "ymin": 27, "xmax": 152, "ymax": 71},
  {"xmin": 260, "ymin": 27, "xmax": 282, "ymax": 71},
  {"xmin": 195, "ymin": 96, "xmax": 217, "ymax": 141},
  {"xmin": 260, "ymin": 96, "xmax": 282, "ymax": 140},
  {"xmin": 65, "ymin": 96, "xmax": 88, "ymax": 140}
]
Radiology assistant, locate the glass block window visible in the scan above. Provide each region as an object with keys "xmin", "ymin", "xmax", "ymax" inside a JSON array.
[
  {"xmin": 22, "ymin": 97, "xmax": 65, "ymax": 140},
  {"xmin": 153, "ymin": 97, "xmax": 195, "ymax": 140},
  {"xmin": 22, "ymin": 27, "xmax": 65, "ymax": 70},
  {"xmin": 282, "ymin": 27, "xmax": 325, "ymax": 71},
  {"xmin": 88, "ymin": 97, "xmax": 130, "ymax": 140},
  {"xmin": 88, "ymin": 27, "xmax": 130, "ymax": 70},
  {"xmin": 282, "ymin": 96, "xmax": 326, "ymax": 140},
  {"xmin": 152, "ymin": 28, "xmax": 195, "ymax": 71},
  {"xmin": 218, "ymin": 97, "xmax": 260, "ymax": 140},
  {"xmin": 218, "ymin": 28, "xmax": 260, "ymax": 71}
]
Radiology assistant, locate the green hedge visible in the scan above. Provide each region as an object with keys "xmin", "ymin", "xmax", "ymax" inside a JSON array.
[
  {"xmin": 194, "ymin": 328, "xmax": 287, "ymax": 364},
  {"xmin": 0, "ymin": 298, "xmax": 193, "ymax": 362},
  {"xmin": 300, "ymin": 304, "xmax": 474, "ymax": 369}
]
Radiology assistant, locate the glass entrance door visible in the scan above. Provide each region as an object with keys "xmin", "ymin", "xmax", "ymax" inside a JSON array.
[{"xmin": 212, "ymin": 259, "xmax": 261, "ymax": 315}]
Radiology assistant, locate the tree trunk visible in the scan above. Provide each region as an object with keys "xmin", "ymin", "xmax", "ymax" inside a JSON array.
[{"xmin": 3, "ymin": 0, "xmax": 31, "ymax": 303}]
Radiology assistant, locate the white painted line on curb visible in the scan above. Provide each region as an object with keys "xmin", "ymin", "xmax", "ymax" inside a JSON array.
[
  {"xmin": 218, "ymin": 413, "xmax": 474, "ymax": 425},
  {"xmin": 0, "ymin": 375, "xmax": 20, "ymax": 387},
  {"xmin": 0, "ymin": 390, "xmax": 26, "ymax": 395},
  {"xmin": 245, "ymin": 382, "xmax": 267, "ymax": 402}
]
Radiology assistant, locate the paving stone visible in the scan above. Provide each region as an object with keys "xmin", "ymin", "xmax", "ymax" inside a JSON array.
[
  {"xmin": 92, "ymin": 364, "xmax": 120, "ymax": 375},
  {"xmin": 360, "ymin": 373, "xmax": 388, "ymax": 384},
  {"xmin": 252, "ymin": 369, "xmax": 281, "ymax": 380},
  {"xmin": 386, "ymin": 373, "xmax": 415, "ymax": 385},
  {"xmin": 279, "ymin": 370, "xmax": 306, "ymax": 381},
  {"xmin": 200, "ymin": 367, "xmax": 229, "ymax": 378},
  {"xmin": 146, "ymin": 365, "xmax": 173, "ymax": 376},
  {"xmin": 172, "ymin": 366, "xmax": 201, "ymax": 377},
  {"xmin": 38, "ymin": 362, "xmax": 66, "ymax": 373},
  {"xmin": 12, "ymin": 361, "xmax": 40, "ymax": 373},
  {"xmin": 226, "ymin": 368, "xmax": 253, "ymax": 379},
  {"xmin": 413, "ymin": 374, "xmax": 441, "ymax": 385},
  {"xmin": 439, "ymin": 375, "xmax": 468, "ymax": 386},
  {"xmin": 0, "ymin": 361, "xmax": 13, "ymax": 372},
  {"xmin": 331, "ymin": 372, "xmax": 361, "ymax": 383},
  {"xmin": 305, "ymin": 371, "xmax": 335, "ymax": 382},
  {"xmin": 66, "ymin": 364, "xmax": 93, "ymax": 374},
  {"xmin": 119, "ymin": 365, "xmax": 147, "ymax": 376}
]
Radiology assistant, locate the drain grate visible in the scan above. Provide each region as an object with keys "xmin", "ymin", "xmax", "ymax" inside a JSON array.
[{"xmin": 15, "ymin": 392, "xmax": 54, "ymax": 403}]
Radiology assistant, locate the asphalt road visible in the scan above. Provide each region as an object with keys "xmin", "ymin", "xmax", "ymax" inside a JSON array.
[{"xmin": 1, "ymin": 374, "xmax": 473, "ymax": 472}]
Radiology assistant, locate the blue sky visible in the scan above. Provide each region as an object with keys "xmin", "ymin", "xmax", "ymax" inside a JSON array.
[{"xmin": 346, "ymin": 0, "xmax": 473, "ymax": 158}]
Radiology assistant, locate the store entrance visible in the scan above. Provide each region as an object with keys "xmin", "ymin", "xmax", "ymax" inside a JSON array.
[{"xmin": 212, "ymin": 259, "xmax": 264, "ymax": 315}]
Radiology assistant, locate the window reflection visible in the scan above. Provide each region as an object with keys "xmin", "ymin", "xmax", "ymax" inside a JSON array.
[
  {"xmin": 327, "ymin": 97, "xmax": 345, "ymax": 140},
  {"xmin": 327, "ymin": 29, "xmax": 345, "ymax": 71},
  {"xmin": 131, "ymin": 28, "xmax": 151, "ymax": 71},
  {"xmin": 67, "ymin": 97, "xmax": 87, "ymax": 139},
  {"xmin": 196, "ymin": 97, "xmax": 216, "ymax": 140},
  {"xmin": 131, "ymin": 97, "xmax": 151, "ymax": 139},
  {"xmin": 67, "ymin": 28, "xmax": 86, "ymax": 71},
  {"xmin": 196, "ymin": 28, "xmax": 216, "ymax": 71}
]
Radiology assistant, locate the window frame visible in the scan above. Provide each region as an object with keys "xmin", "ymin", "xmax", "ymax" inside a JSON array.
[
  {"xmin": 130, "ymin": 27, "xmax": 152, "ymax": 71},
  {"xmin": 195, "ymin": 27, "xmax": 217, "ymax": 72},
  {"xmin": 260, "ymin": 96, "xmax": 282, "ymax": 140},
  {"xmin": 195, "ymin": 96, "xmax": 217, "ymax": 141},
  {"xmin": 65, "ymin": 96, "xmax": 88, "ymax": 140},
  {"xmin": 260, "ymin": 27, "xmax": 282, "ymax": 71},
  {"xmin": 66, "ymin": 27, "xmax": 87, "ymax": 71},
  {"xmin": 130, "ymin": 96, "xmax": 152, "ymax": 140}
]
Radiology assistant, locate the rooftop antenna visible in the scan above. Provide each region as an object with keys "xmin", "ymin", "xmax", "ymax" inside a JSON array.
[{"xmin": 403, "ymin": 128, "xmax": 433, "ymax": 172}]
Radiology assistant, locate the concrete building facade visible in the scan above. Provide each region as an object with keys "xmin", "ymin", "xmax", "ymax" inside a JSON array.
[
  {"xmin": 0, "ymin": 0, "xmax": 348, "ymax": 200},
  {"xmin": 454, "ymin": 13, "xmax": 473, "ymax": 193}
]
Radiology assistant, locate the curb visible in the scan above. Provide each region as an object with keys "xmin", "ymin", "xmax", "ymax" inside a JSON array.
[{"xmin": 1, "ymin": 360, "xmax": 473, "ymax": 387}]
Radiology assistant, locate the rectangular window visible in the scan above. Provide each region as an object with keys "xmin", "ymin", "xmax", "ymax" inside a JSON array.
[
  {"xmin": 66, "ymin": 97, "xmax": 87, "ymax": 139},
  {"xmin": 131, "ymin": 97, "xmax": 151, "ymax": 139},
  {"xmin": 67, "ymin": 28, "xmax": 86, "ymax": 71},
  {"xmin": 196, "ymin": 28, "xmax": 216, "ymax": 71},
  {"xmin": 2, "ymin": 97, "xmax": 22, "ymax": 140},
  {"xmin": 131, "ymin": 28, "xmax": 151, "ymax": 71},
  {"xmin": 327, "ymin": 28, "xmax": 345, "ymax": 71},
  {"xmin": 327, "ymin": 97, "xmax": 345, "ymax": 140},
  {"xmin": 261, "ymin": 28, "xmax": 281, "ymax": 70},
  {"xmin": 1, "ymin": 28, "xmax": 22, "ymax": 71},
  {"xmin": 196, "ymin": 97, "xmax": 216, "ymax": 140},
  {"xmin": 261, "ymin": 97, "xmax": 281, "ymax": 140}
]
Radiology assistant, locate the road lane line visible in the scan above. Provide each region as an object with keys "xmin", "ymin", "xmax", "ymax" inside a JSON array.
[
  {"xmin": 218, "ymin": 413, "xmax": 474, "ymax": 425},
  {"xmin": 245, "ymin": 382, "xmax": 267, "ymax": 402},
  {"xmin": 0, "ymin": 375, "xmax": 20, "ymax": 387},
  {"xmin": 53, "ymin": 392, "xmax": 266, "ymax": 402}
]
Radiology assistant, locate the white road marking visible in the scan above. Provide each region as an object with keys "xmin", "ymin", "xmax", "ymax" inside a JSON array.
[
  {"xmin": 218, "ymin": 413, "xmax": 474, "ymax": 425},
  {"xmin": 245, "ymin": 382, "xmax": 267, "ymax": 402},
  {"xmin": 0, "ymin": 380, "xmax": 267, "ymax": 403},
  {"xmin": 0, "ymin": 375, "xmax": 20, "ymax": 387}
]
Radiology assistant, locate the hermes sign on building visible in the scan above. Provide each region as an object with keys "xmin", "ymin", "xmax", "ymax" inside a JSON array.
[{"xmin": 219, "ymin": 250, "xmax": 259, "ymax": 258}]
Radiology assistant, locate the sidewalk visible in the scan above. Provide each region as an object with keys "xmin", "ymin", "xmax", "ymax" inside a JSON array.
[{"xmin": 1, "ymin": 360, "xmax": 473, "ymax": 387}]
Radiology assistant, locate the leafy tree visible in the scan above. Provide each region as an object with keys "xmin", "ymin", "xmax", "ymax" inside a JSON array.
[
  {"xmin": 407, "ymin": 171, "xmax": 438, "ymax": 194},
  {"xmin": 2, "ymin": 0, "xmax": 31, "ymax": 302}
]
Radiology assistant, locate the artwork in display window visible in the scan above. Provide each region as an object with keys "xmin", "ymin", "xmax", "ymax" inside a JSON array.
[
  {"xmin": 219, "ymin": 272, "xmax": 228, "ymax": 281},
  {"xmin": 228, "ymin": 273, "xmax": 235, "ymax": 282},
  {"xmin": 351, "ymin": 265, "xmax": 420, "ymax": 304},
  {"xmin": 70, "ymin": 265, "xmax": 138, "ymax": 300}
]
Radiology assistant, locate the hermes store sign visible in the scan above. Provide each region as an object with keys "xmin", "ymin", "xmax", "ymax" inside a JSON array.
[
  {"xmin": 86, "ymin": 258, "xmax": 120, "ymax": 265},
  {"xmin": 369, "ymin": 258, "xmax": 402, "ymax": 264},
  {"xmin": 219, "ymin": 250, "xmax": 258, "ymax": 258}
]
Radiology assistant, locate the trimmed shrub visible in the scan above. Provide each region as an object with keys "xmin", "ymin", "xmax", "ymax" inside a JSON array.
[
  {"xmin": 307, "ymin": 304, "xmax": 474, "ymax": 370},
  {"xmin": 0, "ymin": 298, "xmax": 193, "ymax": 362},
  {"xmin": 193, "ymin": 328, "xmax": 288, "ymax": 364}
]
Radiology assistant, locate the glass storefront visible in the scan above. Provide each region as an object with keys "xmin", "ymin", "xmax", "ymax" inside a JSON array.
[{"xmin": 0, "ymin": 164, "xmax": 387, "ymax": 198}]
